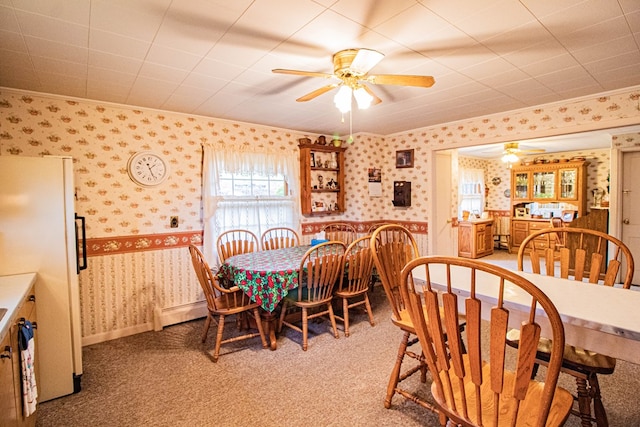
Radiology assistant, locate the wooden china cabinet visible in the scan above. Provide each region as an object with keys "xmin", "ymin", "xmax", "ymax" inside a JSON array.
[
  {"xmin": 299, "ymin": 142, "xmax": 346, "ymax": 216},
  {"xmin": 509, "ymin": 160, "xmax": 588, "ymax": 253}
]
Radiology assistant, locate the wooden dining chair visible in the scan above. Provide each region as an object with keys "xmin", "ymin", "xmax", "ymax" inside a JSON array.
[
  {"xmin": 322, "ymin": 222, "xmax": 357, "ymax": 245},
  {"xmin": 278, "ymin": 241, "xmax": 346, "ymax": 351},
  {"xmin": 260, "ymin": 227, "xmax": 300, "ymax": 251},
  {"xmin": 188, "ymin": 245, "xmax": 267, "ymax": 362},
  {"xmin": 369, "ymin": 224, "xmax": 434, "ymax": 411},
  {"xmin": 334, "ymin": 236, "xmax": 375, "ymax": 337},
  {"xmin": 400, "ymin": 256, "xmax": 573, "ymax": 427},
  {"xmin": 216, "ymin": 229, "xmax": 259, "ymax": 263},
  {"xmin": 516, "ymin": 227, "xmax": 635, "ymax": 427}
]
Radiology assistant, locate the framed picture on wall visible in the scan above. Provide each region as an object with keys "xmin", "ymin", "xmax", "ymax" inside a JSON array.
[{"xmin": 396, "ymin": 149, "xmax": 414, "ymax": 168}]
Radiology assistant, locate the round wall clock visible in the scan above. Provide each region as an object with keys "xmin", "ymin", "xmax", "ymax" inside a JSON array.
[{"xmin": 127, "ymin": 151, "xmax": 169, "ymax": 187}]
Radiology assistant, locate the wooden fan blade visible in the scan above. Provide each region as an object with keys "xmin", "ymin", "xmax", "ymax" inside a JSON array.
[
  {"xmin": 296, "ymin": 84, "xmax": 339, "ymax": 102},
  {"xmin": 362, "ymin": 84, "xmax": 382, "ymax": 105},
  {"xmin": 350, "ymin": 49, "xmax": 384, "ymax": 74},
  {"xmin": 365, "ymin": 74, "xmax": 435, "ymax": 88},
  {"xmin": 272, "ymin": 69, "xmax": 334, "ymax": 79}
]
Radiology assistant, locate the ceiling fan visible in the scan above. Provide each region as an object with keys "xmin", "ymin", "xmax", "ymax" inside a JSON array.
[
  {"xmin": 501, "ymin": 142, "xmax": 545, "ymax": 163},
  {"xmin": 272, "ymin": 48, "xmax": 435, "ymax": 110}
]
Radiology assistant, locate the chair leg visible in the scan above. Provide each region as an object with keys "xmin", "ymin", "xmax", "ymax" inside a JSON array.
[
  {"xmin": 327, "ymin": 303, "xmax": 339, "ymax": 339},
  {"xmin": 588, "ymin": 373, "xmax": 609, "ymax": 427},
  {"xmin": 252, "ymin": 307, "xmax": 268, "ymax": 349},
  {"xmin": 277, "ymin": 300, "xmax": 288, "ymax": 333},
  {"xmin": 363, "ymin": 293, "xmax": 375, "ymax": 327},
  {"xmin": 342, "ymin": 297, "xmax": 351, "ymax": 337},
  {"xmin": 302, "ymin": 307, "xmax": 308, "ymax": 351},
  {"xmin": 385, "ymin": 331, "xmax": 410, "ymax": 409},
  {"xmin": 212, "ymin": 314, "xmax": 225, "ymax": 363},
  {"xmin": 201, "ymin": 313, "xmax": 212, "ymax": 343}
]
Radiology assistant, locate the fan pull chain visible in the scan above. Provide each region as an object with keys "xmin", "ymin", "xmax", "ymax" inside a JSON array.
[{"xmin": 348, "ymin": 108, "xmax": 353, "ymax": 144}]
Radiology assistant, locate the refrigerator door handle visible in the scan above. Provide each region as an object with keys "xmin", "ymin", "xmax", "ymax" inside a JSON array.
[{"xmin": 75, "ymin": 214, "xmax": 87, "ymax": 273}]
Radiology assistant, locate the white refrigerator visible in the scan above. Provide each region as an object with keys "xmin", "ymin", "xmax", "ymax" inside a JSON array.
[{"xmin": 0, "ymin": 155, "xmax": 85, "ymax": 402}]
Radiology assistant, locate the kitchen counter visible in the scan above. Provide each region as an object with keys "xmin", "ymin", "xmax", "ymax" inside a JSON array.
[{"xmin": 0, "ymin": 273, "xmax": 37, "ymax": 340}]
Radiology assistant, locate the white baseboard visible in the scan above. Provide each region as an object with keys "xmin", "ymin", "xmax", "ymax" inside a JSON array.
[
  {"xmin": 81, "ymin": 301, "xmax": 208, "ymax": 346},
  {"xmin": 153, "ymin": 300, "xmax": 208, "ymax": 331}
]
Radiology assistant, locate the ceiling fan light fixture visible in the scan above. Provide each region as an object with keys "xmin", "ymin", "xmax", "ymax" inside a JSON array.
[
  {"xmin": 334, "ymin": 85, "xmax": 352, "ymax": 113},
  {"xmin": 353, "ymin": 86, "xmax": 373, "ymax": 109},
  {"xmin": 501, "ymin": 153, "xmax": 519, "ymax": 164}
]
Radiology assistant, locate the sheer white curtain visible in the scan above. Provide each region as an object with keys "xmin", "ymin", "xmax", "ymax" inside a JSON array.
[
  {"xmin": 202, "ymin": 142, "xmax": 301, "ymax": 266},
  {"xmin": 458, "ymin": 167, "xmax": 485, "ymax": 218}
]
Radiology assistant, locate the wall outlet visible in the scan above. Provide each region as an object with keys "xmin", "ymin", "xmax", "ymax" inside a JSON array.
[{"xmin": 170, "ymin": 216, "xmax": 179, "ymax": 228}]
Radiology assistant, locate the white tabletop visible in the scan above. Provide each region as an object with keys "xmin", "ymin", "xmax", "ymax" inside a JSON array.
[{"xmin": 410, "ymin": 264, "xmax": 640, "ymax": 365}]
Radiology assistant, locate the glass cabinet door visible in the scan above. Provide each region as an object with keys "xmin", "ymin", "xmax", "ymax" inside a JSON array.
[
  {"xmin": 513, "ymin": 172, "xmax": 529, "ymax": 199},
  {"xmin": 532, "ymin": 171, "xmax": 555, "ymax": 199},
  {"xmin": 560, "ymin": 168, "xmax": 577, "ymax": 199}
]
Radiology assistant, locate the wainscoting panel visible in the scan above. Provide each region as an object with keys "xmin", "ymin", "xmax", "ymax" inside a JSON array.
[{"xmin": 80, "ymin": 247, "xmax": 203, "ymax": 345}]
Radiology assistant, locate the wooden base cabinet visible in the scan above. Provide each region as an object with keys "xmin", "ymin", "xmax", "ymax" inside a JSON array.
[
  {"xmin": 510, "ymin": 219, "xmax": 560, "ymax": 254},
  {"xmin": 458, "ymin": 219, "xmax": 494, "ymax": 259},
  {"xmin": 1, "ymin": 284, "xmax": 37, "ymax": 427}
]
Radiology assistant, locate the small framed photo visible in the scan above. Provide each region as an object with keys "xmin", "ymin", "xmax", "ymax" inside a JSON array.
[
  {"xmin": 310, "ymin": 152, "xmax": 316, "ymax": 167},
  {"xmin": 396, "ymin": 149, "xmax": 414, "ymax": 168}
]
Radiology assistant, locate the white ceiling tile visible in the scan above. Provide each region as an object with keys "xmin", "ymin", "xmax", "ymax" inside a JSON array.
[
  {"xmin": 624, "ymin": 10, "xmax": 640, "ymax": 33},
  {"xmin": 559, "ymin": 16, "xmax": 632, "ymax": 51},
  {"xmin": 453, "ymin": 0, "xmax": 536, "ymax": 38},
  {"xmin": 11, "ymin": 0, "xmax": 89, "ymax": 25},
  {"xmin": 180, "ymin": 73, "xmax": 228, "ymax": 93},
  {"xmin": 572, "ymin": 35, "xmax": 639, "ymax": 63},
  {"xmin": 137, "ymin": 62, "xmax": 189, "ymax": 83},
  {"xmin": 88, "ymin": 51, "xmax": 142, "ymax": 75},
  {"xmin": 145, "ymin": 45, "xmax": 202, "ymax": 71},
  {"xmin": 23, "ymin": 35, "xmax": 88, "ymax": 64},
  {"xmin": 89, "ymin": 29, "xmax": 151, "ymax": 59},
  {"xmin": 37, "ymin": 71, "xmax": 86, "ymax": 94},
  {"xmin": 535, "ymin": 66, "xmax": 599, "ymax": 91},
  {"xmin": 191, "ymin": 57, "xmax": 246, "ymax": 80},
  {"xmin": 374, "ymin": 4, "xmax": 451, "ymax": 46},
  {"xmin": 14, "ymin": 10, "xmax": 88, "ymax": 47},
  {"xmin": 86, "ymin": 80, "xmax": 130, "ymax": 103},
  {"xmin": 0, "ymin": 49, "xmax": 33, "ymax": 70},
  {"xmin": 30, "ymin": 55, "xmax": 87, "ymax": 79},
  {"xmin": 0, "ymin": 5, "xmax": 20, "ymax": 32},
  {"xmin": 535, "ymin": 0, "xmax": 624, "ymax": 34},
  {"xmin": 330, "ymin": 0, "xmax": 416, "ymax": 29},
  {"xmin": 584, "ymin": 51, "xmax": 640, "ymax": 75},
  {"xmin": 161, "ymin": 87, "xmax": 218, "ymax": 113},
  {"xmin": 88, "ymin": 66, "xmax": 138, "ymax": 87},
  {"xmin": 0, "ymin": 29, "xmax": 27, "ymax": 52},
  {"xmin": 126, "ymin": 77, "xmax": 178, "ymax": 106},
  {"xmin": 90, "ymin": 0, "xmax": 170, "ymax": 42}
]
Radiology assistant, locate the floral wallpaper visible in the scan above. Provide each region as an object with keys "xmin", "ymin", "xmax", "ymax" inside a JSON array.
[{"xmin": 1, "ymin": 85, "xmax": 639, "ymax": 344}]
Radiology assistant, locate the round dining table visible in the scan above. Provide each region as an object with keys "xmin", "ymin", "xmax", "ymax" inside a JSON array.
[{"xmin": 217, "ymin": 245, "xmax": 312, "ymax": 349}]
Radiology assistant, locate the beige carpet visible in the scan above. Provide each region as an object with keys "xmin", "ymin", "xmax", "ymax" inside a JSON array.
[{"xmin": 36, "ymin": 254, "xmax": 640, "ymax": 426}]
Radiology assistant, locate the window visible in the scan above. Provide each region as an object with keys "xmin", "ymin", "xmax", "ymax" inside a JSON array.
[
  {"xmin": 458, "ymin": 167, "xmax": 484, "ymax": 218},
  {"xmin": 215, "ymin": 171, "xmax": 295, "ymax": 239},
  {"xmin": 218, "ymin": 171, "xmax": 286, "ymax": 197},
  {"xmin": 202, "ymin": 143, "xmax": 301, "ymax": 266}
]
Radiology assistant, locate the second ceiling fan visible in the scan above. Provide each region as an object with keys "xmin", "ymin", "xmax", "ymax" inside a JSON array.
[{"xmin": 272, "ymin": 48, "xmax": 435, "ymax": 111}]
